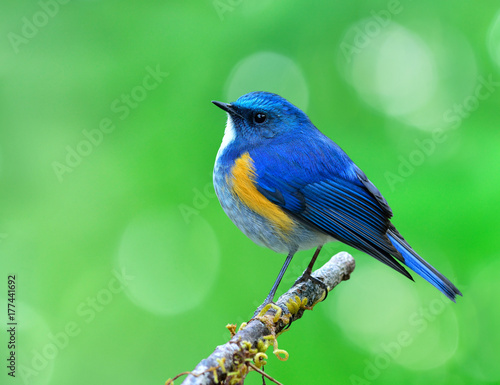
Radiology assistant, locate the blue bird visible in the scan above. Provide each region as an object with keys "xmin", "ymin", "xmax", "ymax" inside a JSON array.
[{"xmin": 212, "ymin": 92, "xmax": 461, "ymax": 309}]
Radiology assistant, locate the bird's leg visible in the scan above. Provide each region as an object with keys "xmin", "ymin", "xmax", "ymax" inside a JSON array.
[
  {"xmin": 304, "ymin": 245, "xmax": 323, "ymax": 276},
  {"xmin": 253, "ymin": 252, "xmax": 294, "ymax": 318},
  {"xmin": 293, "ymin": 245, "xmax": 329, "ymax": 301}
]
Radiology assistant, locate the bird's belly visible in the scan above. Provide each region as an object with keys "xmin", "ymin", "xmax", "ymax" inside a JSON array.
[{"xmin": 213, "ymin": 163, "xmax": 329, "ymax": 254}]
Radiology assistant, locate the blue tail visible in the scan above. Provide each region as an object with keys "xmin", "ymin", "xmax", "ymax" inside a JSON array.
[{"xmin": 387, "ymin": 230, "xmax": 462, "ymax": 302}]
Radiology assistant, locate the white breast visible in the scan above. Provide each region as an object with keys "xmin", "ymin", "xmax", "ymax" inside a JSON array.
[{"xmin": 216, "ymin": 115, "xmax": 236, "ymax": 161}]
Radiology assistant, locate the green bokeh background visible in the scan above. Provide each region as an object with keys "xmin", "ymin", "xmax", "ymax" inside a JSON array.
[{"xmin": 1, "ymin": 1, "xmax": 500, "ymax": 384}]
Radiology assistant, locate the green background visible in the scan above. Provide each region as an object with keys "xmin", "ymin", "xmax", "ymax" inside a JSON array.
[{"xmin": 1, "ymin": 1, "xmax": 500, "ymax": 384}]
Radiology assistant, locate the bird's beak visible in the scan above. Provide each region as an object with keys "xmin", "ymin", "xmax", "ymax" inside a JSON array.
[{"xmin": 212, "ymin": 100, "xmax": 234, "ymax": 114}]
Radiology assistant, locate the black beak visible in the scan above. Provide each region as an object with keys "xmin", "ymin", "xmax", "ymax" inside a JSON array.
[{"xmin": 212, "ymin": 100, "xmax": 233, "ymax": 114}]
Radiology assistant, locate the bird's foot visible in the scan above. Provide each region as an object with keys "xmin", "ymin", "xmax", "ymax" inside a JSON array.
[{"xmin": 293, "ymin": 270, "xmax": 329, "ymax": 302}]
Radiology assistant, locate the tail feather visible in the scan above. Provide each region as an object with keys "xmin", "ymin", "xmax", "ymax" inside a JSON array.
[{"xmin": 387, "ymin": 229, "xmax": 462, "ymax": 301}]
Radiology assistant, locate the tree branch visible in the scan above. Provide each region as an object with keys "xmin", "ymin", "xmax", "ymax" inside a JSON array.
[{"xmin": 174, "ymin": 252, "xmax": 355, "ymax": 385}]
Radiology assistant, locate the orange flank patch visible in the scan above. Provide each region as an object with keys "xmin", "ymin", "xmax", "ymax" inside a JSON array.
[{"xmin": 229, "ymin": 152, "xmax": 295, "ymax": 237}]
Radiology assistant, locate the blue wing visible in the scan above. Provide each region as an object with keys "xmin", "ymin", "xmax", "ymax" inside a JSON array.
[
  {"xmin": 250, "ymin": 132, "xmax": 411, "ymax": 277},
  {"xmin": 251, "ymin": 131, "xmax": 461, "ymax": 300}
]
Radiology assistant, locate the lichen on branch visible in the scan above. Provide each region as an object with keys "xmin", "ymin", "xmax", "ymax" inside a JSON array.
[{"xmin": 168, "ymin": 252, "xmax": 355, "ymax": 385}]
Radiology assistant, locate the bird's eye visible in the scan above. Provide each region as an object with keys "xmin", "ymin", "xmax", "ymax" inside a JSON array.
[{"xmin": 254, "ymin": 112, "xmax": 267, "ymax": 124}]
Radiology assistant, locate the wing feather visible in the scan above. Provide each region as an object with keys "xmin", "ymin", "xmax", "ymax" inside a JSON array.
[{"xmin": 249, "ymin": 137, "xmax": 412, "ymax": 279}]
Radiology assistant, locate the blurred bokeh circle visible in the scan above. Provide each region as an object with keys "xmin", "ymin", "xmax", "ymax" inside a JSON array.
[
  {"xmin": 327, "ymin": 259, "xmax": 459, "ymax": 371},
  {"xmin": 225, "ymin": 51, "xmax": 309, "ymax": 110},
  {"xmin": 116, "ymin": 208, "xmax": 220, "ymax": 316},
  {"xmin": 338, "ymin": 21, "xmax": 477, "ymax": 131}
]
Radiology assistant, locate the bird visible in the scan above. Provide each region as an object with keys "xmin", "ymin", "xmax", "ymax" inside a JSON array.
[{"xmin": 212, "ymin": 91, "xmax": 461, "ymax": 310}]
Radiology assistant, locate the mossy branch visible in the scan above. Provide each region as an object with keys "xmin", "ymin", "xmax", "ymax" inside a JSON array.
[{"xmin": 171, "ymin": 252, "xmax": 355, "ymax": 385}]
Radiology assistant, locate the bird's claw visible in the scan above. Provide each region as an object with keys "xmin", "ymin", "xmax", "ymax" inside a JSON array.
[{"xmin": 294, "ymin": 271, "xmax": 329, "ymax": 302}]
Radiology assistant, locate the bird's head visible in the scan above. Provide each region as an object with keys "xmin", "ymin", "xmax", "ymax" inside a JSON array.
[{"xmin": 212, "ymin": 92, "xmax": 311, "ymax": 145}]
